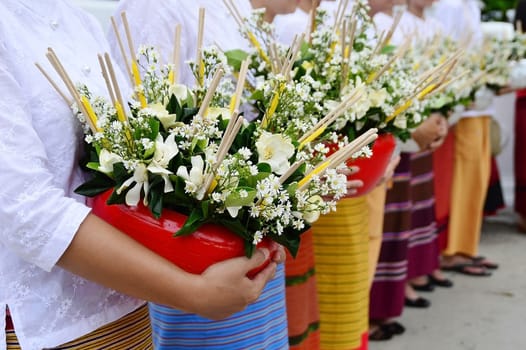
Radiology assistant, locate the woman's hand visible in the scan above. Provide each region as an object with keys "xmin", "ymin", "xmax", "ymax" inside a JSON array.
[
  {"xmin": 194, "ymin": 248, "xmax": 277, "ymax": 320},
  {"xmin": 339, "ymin": 166, "xmax": 364, "ymax": 198},
  {"xmin": 412, "ymin": 113, "xmax": 448, "ymax": 151}
]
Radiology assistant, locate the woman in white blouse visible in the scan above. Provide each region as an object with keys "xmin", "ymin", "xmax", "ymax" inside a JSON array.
[
  {"xmin": 107, "ymin": 1, "xmax": 299, "ymax": 349},
  {"xmin": 0, "ymin": 1, "xmax": 280, "ymax": 349}
]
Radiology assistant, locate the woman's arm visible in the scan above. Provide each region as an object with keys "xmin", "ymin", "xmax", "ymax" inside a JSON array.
[{"xmin": 59, "ymin": 213, "xmax": 277, "ymax": 320}]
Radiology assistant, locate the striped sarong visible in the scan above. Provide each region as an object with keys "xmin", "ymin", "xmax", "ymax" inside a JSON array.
[
  {"xmin": 148, "ymin": 263, "xmax": 288, "ymax": 349},
  {"xmin": 6, "ymin": 304, "xmax": 152, "ymax": 349},
  {"xmin": 433, "ymin": 131, "xmax": 454, "ymax": 251},
  {"xmin": 370, "ymin": 153, "xmax": 411, "ymax": 320},
  {"xmin": 370, "ymin": 151, "xmax": 439, "ymax": 320},
  {"xmin": 285, "ymin": 229, "xmax": 320, "ymax": 349},
  {"xmin": 406, "ymin": 151, "xmax": 439, "ymax": 279},
  {"xmin": 312, "ymin": 197, "xmax": 369, "ymax": 350}
]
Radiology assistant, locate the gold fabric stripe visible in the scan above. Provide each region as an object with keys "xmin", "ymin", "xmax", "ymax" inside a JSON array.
[
  {"xmin": 312, "ymin": 197, "xmax": 369, "ymax": 350},
  {"xmin": 6, "ymin": 304, "xmax": 152, "ymax": 350}
]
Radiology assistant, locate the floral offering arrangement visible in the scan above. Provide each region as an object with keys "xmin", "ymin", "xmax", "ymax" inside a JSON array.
[
  {"xmin": 38, "ymin": 13, "xmax": 376, "ymax": 258},
  {"xmin": 399, "ymin": 34, "xmax": 479, "ymax": 117},
  {"xmin": 223, "ymin": 0, "xmax": 454, "ymax": 145}
]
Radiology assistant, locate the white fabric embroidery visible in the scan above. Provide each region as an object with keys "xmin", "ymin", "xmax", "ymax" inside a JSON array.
[{"xmin": 0, "ymin": 1, "xmax": 143, "ymax": 349}]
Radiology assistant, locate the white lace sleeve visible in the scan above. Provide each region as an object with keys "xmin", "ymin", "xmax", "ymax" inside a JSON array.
[{"xmin": 0, "ymin": 63, "xmax": 91, "ymax": 272}]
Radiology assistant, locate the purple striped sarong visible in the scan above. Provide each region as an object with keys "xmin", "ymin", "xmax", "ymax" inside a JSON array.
[
  {"xmin": 149, "ymin": 263, "xmax": 288, "ymax": 349},
  {"xmin": 370, "ymin": 151, "xmax": 439, "ymax": 320},
  {"xmin": 370, "ymin": 153, "xmax": 411, "ymax": 320},
  {"xmin": 407, "ymin": 151, "xmax": 439, "ymax": 279}
]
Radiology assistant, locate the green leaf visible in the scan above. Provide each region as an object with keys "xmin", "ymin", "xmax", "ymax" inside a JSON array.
[
  {"xmin": 147, "ymin": 176, "xmax": 165, "ymax": 218},
  {"xmin": 174, "ymin": 207, "xmax": 206, "ymax": 236},
  {"xmin": 147, "ymin": 118, "xmax": 160, "ymax": 141},
  {"xmin": 225, "ymin": 49, "xmax": 250, "ymax": 71},
  {"xmin": 86, "ymin": 162, "xmax": 101, "ymax": 172},
  {"xmin": 166, "ymin": 94, "xmax": 182, "ymax": 116},
  {"xmin": 249, "ymin": 89, "xmax": 264, "ymax": 102},
  {"xmin": 112, "ymin": 163, "xmax": 131, "ymax": 187},
  {"xmin": 74, "ymin": 173, "xmax": 115, "ymax": 197},
  {"xmin": 257, "ymin": 163, "xmax": 272, "ymax": 173},
  {"xmin": 380, "ymin": 44, "xmax": 397, "ymax": 55},
  {"xmin": 224, "ymin": 188, "xmax": 257, "ymax": 207},
  {"xmin": 106, "ymin": 189, "xmax": 127, "ymax": 205},
  {"xmin": 244, "ymin": 241, "xmax": 255, "ymax": 258}
]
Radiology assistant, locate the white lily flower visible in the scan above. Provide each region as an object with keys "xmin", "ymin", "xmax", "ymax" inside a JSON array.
[
  {"xmin": 255, "ymin": 131, "xmax": 295, "ymax": 175},
  {"xmin": 147, "ymin": 134, "xmax": 179, "ymax": 193},
  {"xmin": 169, "ymin": 84, "xmax": 195, "ymax": 106},
  {"xmin": 176, "ymin": 156, "xmax": 207, "ymax": 200},
  {"xmin": 147, "ymin": 103, "xmax": 177, "ymax": 129},
  {"xmin": 97, "ymin": 149, "xmax": 123, "ymax": 174},
  {"xmin": 117, "ymin": 163, "xmax": 149, "ymax": 206}
]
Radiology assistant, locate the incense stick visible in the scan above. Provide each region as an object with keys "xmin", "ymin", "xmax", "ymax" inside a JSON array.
[
  {"xmin": 34, "ymin": 63, "xmax": 71, "ymax": 104},
  {"xmin": 110, "ymin": 16, "xmax": 134, "ymax": 85},
  {"xmin": 197, "ymin": 68, "xmax": 225, "ymax": 117}
]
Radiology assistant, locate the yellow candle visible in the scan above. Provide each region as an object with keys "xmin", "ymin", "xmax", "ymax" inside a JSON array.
[
  {"xmin": 298, "ymin": 160, "xmax": 330, "ymax": 189},
  {"xmin": 386, "ymin": 100, "xmax": 413, "ymax": 123},
  {"xmin": 81, "ymin": 95, "xmax": 100, "ymax": 132},
  {"xmin": 131, "ymin": 61, "xmax": 147, "ymax": 108},
  {"xmin": 299, "ymin": 125, "xmax": 327, "ymax": 150},
  {"xmin": 247, "ymin": 31, "xmax": 271, "ymax": 66}
]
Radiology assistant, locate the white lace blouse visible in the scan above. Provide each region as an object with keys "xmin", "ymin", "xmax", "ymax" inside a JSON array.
[
  {"xmin": 108, "ymin": 0, "xmax": 253, "ymax": 85},
  {"xmin": 0, "ymin": 1, "xmax": 143, "ymax": 349}
]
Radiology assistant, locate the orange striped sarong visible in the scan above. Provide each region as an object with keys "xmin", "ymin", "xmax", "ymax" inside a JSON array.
[{"xmin": 286, "ymin": 228, "xmax": 321, "ymax": 349}]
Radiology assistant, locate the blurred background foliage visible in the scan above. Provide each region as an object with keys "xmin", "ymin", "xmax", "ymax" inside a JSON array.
[{"xmin": 481, "ymin": 0, "xmax": 518, "ymax": 21}]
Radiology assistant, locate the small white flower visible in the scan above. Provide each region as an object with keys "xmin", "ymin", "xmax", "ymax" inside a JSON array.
[
  {"xmin": 238, "ymin": 147, "xmax": 252, "ymax": 160},
  {"xmin": 253, "ymin": 230, "xmax": 264, "ymax": 245}
]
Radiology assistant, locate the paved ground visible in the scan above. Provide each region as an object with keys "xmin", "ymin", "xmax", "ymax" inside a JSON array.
[{"xmin": 370, "ymin": 208, "xmax": 526, "ymax": 350}]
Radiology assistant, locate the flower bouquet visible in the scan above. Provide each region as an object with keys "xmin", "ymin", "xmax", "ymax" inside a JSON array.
[
  {"xmin": 222, "ymin": 0, "xmax": 456, "ymax": 195},
  {"xmin": 38, "ymin": 15, "xmax": 376, "ymax": 274}
]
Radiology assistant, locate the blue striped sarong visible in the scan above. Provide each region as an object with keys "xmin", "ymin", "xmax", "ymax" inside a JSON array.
[{"xmin": 149, "ymin": 264, "xmax": 289, "ymax": 349}]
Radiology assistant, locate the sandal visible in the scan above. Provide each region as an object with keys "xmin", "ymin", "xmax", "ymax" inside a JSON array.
[
  {"xmin": 410, "ymin": 280, "xmax": 435, "ymax": 292},
  {"xmin": 471, "ymin": 256, "xmax": 499, "ymax": 270},
  {"xmin": 428, "ymin": 274, "xmax": 453, "ymax": 288},
  {"xmin": 441, "ymin": 263, "xmax": 492, "ymax": 277},
  {"xmin": 381, "ymin": 321, "xmax": 405, "ymax": 335},
  {"xmin": 369, "ymin": 327, "xmax": 393, "ymax": 341}
]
